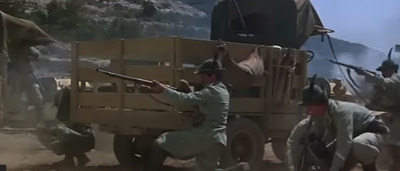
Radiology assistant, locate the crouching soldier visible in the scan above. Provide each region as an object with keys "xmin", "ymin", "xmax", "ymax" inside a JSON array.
[
  {"xmin": 37, "ymin": 86, "xmax": 95, "ymax": 166},
  {"xmin": 146, "ymin": 58, "xmax": 249, "ymax": 171},
  {"xmin": 286, "ymin": 78, "xmax": 389, "ymax": 171}
]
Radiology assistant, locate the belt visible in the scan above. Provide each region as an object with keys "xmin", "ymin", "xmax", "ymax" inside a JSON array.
[{"xmin": 364, "ymin": 116, "xmax": 389, "ymax": 134}]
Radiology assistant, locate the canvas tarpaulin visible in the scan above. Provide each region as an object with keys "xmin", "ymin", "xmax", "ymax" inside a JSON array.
[
  {"xmin": 0, "ymin": 10, "xmax": 55, "ymax": 115},
  {"xmin": 210, "ymin": 0, "xmax": 332, "ymax": 49},
  {"xmin": 0, "ymin": 10, "xmax": 55, "ymax": 59}
]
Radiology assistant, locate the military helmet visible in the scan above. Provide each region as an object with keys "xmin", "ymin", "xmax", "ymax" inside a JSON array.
[
  {"xmin": 297, "ymin": 75, "xmax": 329, "ymax": 106},
  {"xmin": 376, "ymin": 59, "xmax": 399, "ymax": 72},
  {"xmin": 193, "ymin": 58, "xmax": 226, "ymax": 74}
]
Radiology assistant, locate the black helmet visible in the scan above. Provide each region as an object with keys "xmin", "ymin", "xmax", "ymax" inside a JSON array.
[
  {"xmin": 376, "ymin": 59, "xmax": 399, "ymax": 72},
  {"xmin": 297, "ymin": 75, "xmax": 329, "ymax": 106},
  {"xmin": 193, "ymin": 58, "xmax": 226, "ymax": 74}
]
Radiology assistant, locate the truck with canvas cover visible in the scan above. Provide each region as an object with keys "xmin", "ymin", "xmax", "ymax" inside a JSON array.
[
  {"xmin": 68, "ymin": 36, "xmax": 310, "ymax": 169},
  {"xmin": 65, "ymin": 0, "xmax": 333, "ymax": 169},
  {"xmin": 0, "ymin": 10, "xmax": 58, "ymax": 131}
]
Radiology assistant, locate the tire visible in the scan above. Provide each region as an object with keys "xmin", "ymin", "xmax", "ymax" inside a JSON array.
[
  {"xmin": 113, "ymin": 135, "xmax": 154, "ymax": 166},
  {"xmin": 271, "ymin": 138, "xmax": 287, "ymax": 162},
  {"xmin": 113, "ymin": 134, "xmax": 137, "ymax": 165},
  {"xmin": 219, "ymin": 118, "xmax": 264, "ymax": 170}
]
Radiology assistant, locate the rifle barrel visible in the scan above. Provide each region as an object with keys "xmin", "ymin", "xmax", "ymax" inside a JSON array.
[
  {"xmin": 95, "ymin": 68, "xmax": 178, "ymax": 90},
  {"xmin": 327, "ymin": 59, "xmax": 377, "ymax": 75}
]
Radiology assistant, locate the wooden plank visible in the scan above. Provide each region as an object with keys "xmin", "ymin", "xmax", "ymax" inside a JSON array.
[
  {"xmin": 124, "ymin": 66, "xmax": 174, "ymax": 83},
  {"xmin": 70, "ymin": 42, "xmax": 79, "ymax": 122},
  {"xmin": 123, "ymin": 37, "xmax": 175, "ymax": 62},
  {"xmin": 78, "ymin": 39, "xmax": 121, "ymax": 59},
  {"xmin": 79, "ymin": 67, "xmax": 120, "ymax": 82},
  {"xmin": 78, "ymin": 92, "xmax": 119, "ymax": 107},
  {"xmin": 124, "ymin": 93, "xmax": 172, "ymax": 111},
  {"xmin": 178, "ymin": 37, "xmax": 260, "ymax": 64},
  {"xmin": 72, "ymin": 108, "xmax": 120, "ymax": 124}
]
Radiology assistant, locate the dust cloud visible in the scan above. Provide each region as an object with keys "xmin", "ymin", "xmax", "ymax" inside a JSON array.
[{"xmin": 329, "ymin": 49, "xmax": 387, "ymax": 103}]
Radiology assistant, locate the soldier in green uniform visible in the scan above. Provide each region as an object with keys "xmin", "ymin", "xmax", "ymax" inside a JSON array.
[
  {"xmin": 286, "ymin": 80, "xmax": 389, "ymax": 171},
  {"xmin": 147, "ymin": 58, "xmax": 249, "ymax": 171},
  {"xmin": 354, "ymin": 59, "xmax": 400, "ymax": 171},
  {"xmin": 37, "ymin": 86, "xmax": 95, "ymax": 167}
]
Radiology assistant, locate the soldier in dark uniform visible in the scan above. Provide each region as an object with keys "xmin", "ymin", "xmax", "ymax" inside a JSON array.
[{"xmin": 37, "ymin": 86, "xmax": 95, "ymax": 167}]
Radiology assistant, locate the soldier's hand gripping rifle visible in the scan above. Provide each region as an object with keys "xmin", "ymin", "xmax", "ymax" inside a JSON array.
[{"xmin": 94, "ymin": 68, "xmax": 180, "ymax": 91}]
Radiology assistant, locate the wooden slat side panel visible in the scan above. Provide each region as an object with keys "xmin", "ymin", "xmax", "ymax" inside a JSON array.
[
  {"xmin": 79, "ymin": 67, "xmax": 119, "ymax": 82},
  {"xmin": 72, "ymin": 108, "xmax": 119, "ymax": 124},
  {"xmin": 124, "ymin": 94, "xmax": 172, "ymax": 111},
  {"xmin": 181, "ymin": 67, "xmax": 200, "ymax": 84},
  {"xmin": 123, "ymin": 37, "xmax": 175, "ymax": 62},
  {"xmin": 78, "ymin": 40, "xmax": 121, "ymax": 59},
  {"xmin": 78, "ymin": 93, "xmax": 119, "ymax": 107},
  {"xmin": 124, "ymin": 66, "xmax": 174, "ymax": 83}
]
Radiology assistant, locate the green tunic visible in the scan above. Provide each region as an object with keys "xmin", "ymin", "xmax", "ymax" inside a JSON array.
[
  {"xmin": 156, "ymin": 82, "xmax": 230, "ymax": 170},
  {"xmin": 286, "ymin": 100, "xmax": 386, "ymax": 171},
  {"xmin": 364, "ymin": 73, "xmax": 400, "ymax": 144}
]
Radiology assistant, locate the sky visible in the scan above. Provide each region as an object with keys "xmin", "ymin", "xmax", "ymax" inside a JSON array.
[{"xmin": 311, "ymin": 0, "xmax": 400, "ymax": 53}]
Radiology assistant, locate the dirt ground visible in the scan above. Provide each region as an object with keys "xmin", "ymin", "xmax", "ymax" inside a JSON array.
[{"xmin": 0, "ymin": 127, "xmax": 387, "ymax": 171}]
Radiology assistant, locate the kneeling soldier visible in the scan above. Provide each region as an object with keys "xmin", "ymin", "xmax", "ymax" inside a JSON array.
[{"xmin": 287, "ymin": 78, "xmax": 389, "ymax": 171}]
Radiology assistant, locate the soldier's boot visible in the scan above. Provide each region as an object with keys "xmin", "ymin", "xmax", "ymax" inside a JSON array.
[
  {"xmin": 217, "ymin": 162, "xmax": 250, "ymax": 171},
  {"xmin": 54, "ymin": 155, "xmax": 75, "ymax": 167},
  {"xmin": 76, "ymin": 153, "xmax": 90, "ymax": 167},
  {"xmin": 143, "ymin": 142, "xmax": 169, "ymax": 171},
  {"xmin": 361, "ymin": 162, "xmax": 378, "ymax": 171}
]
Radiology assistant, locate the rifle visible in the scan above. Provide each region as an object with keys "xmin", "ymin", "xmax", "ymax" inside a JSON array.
[
  {"xmin": 327, "ymin": 59, "xmax": 378, "ymax": 76},
  {"xmin": 94, "ymin": 68, "xmax": 178, "ymax": 91}
]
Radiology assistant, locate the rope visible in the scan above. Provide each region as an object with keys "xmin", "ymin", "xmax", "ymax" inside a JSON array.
[
  {"xmin": 326, "ymin": 35, "xmax": 368, "ymax": 104},
  {"xmin": 232, "ymin": 0, "xmax": 250, "ymax": 37}
]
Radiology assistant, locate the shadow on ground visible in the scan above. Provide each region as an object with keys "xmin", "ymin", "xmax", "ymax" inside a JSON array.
[{"xmin": 8, "ymin": 160, "xmax": 289, "ymax": 171}]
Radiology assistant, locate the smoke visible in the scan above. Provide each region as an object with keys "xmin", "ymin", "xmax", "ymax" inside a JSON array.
[{"xmin": 330, "ymin": 49, "xmax": 387, "ymax": 103}]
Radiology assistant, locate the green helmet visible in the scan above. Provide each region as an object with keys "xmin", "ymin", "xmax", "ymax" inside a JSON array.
[
  {"xmin": 376, "ymin": 59, "xmax": 398, "ymax": 72},
  {"xmin": 297, "ymin": 78, "xmax": 329, "ymax": 106},
  {"xmin": 193, "ymin": 58, "xmax": 226, "ymax": 74}
]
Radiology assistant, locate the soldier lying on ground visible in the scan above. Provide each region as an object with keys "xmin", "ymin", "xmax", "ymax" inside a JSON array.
[
  {"xmin": 145, "ymin": 58, "xmax": 249, "ymax": 171},
  {"xmin": 286, "ymin": 79, "xmax": 390, "ymax": 171},
  {"xmin": 354, "ymin": 59, "xmax": 400, "ymax": 171},
  {"xmin": 36, "ymin": 86, "xmax": 95, "ymax": 167}
]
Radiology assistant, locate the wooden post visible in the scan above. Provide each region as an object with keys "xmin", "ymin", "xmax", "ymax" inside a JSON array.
[{"xmin": 70, "ymin": 42, "xmax": 79, "ymax": 122}]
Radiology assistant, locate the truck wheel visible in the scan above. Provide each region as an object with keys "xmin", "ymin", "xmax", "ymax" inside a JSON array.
[
  {"xmin": 113, "ymin": 134, "xmax": 137, "ymax": 165},
  {"xmin": 271, "ymin": 138, "xmax": 287, "ymax": 161},
  {"xmin": 219, "ymin": 118, "xmax": 264, "ymax": 170},
  {"xmin": 113, "ymin": 135, "xmax": 154, "ymax": 166}
]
